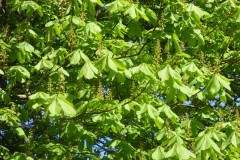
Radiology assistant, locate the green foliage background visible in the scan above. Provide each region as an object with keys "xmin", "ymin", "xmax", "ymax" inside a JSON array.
[{"xmin": 0, "ymin": 0, "xmax": 240, "ymax": 159}]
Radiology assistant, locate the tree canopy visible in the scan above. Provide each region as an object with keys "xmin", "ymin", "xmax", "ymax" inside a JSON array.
[{"xmin": 0, "ymin": 0, "xmax": 240, "ymax": 159}]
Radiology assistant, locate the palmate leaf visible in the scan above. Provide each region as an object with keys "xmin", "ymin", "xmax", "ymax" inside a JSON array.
[
  {"xmin": 50, "ymin": 65, "xmax": 70, "ymax": 77},
  {"xmin": 69, "ymin": 49, "xmax": 89, "ymax": 65},
  {"xmin": 158, "ymin": 65, "xmax": 193, "ymax": 101},
  {"xmin": 186, "ymin": 3, "xmax": 206, "ymax": 18},
  {"xmin": 48, "ymin": 47, "xmax": 68, "ymax": 64},
  {"xmin": 152, "ymin": 146, "xmax": 165, "ymax": 160},
  {"xmin": 78, "ymin": 61, "xmax": 99, "ymax": 79},
  {"xmin": 14, "ymin": 42, "xmax": 35, "ymax": 63},
  {"xmin": 195, "ymin": 134, "xmax": 221, "ymax": 154},
  {"xmin": 72, "ymin": 16, "xmax": 85, "ymax": 26},
  {"xmin": 205, "ymin": 74, "xmax": 231, "ymax": 97},
  {"xmin": 159, "ymin": 104, "xmax": 179, "ymax": 123},
  {"xmin": 28, "ymin": 92, "xmax": 50, "ymax": 109},
  {"xmin": 61, "ymin": 122, "xmax": 83, "ymax": 139},
  {"xmin": 47, "ymin": 94, "xmax": 76, "ymax": 117},
  {"xmin": 34, "ymin": 59, "xmax": 54, "ymax": 70},
  {"xmin": 131, "ymin": 63, "xmax": 155, "ymax": 78},
  {"xmin": 124, "ymin": 4, "xmax": 150, "ymax": 21},
  {"xmin": 108, "ymin": 57, "xmax": 118, "ymax": 72},
  {"xmin": 20, "ymin": 1, "xmax": 43, "ymax": 17},
  {"xmin": 158, "ymin": 65, "xmax": 181, "ymax": 81},
  {"xmin": 107, "ymin": 57, "xmax": 126, "ymax": 72},
  {"xmin": 165, "ymin": 143, "xmax": 196, "ymax": 159},
  {"xmin": 106, "ymin": 0, "xmax": 128, "ymax": 13},
  {"xmin": 29, "ymin": 92, "xmax": 50, "ymax": 100},
  {"xmin": 45, "ymin": 143, "xmax": 66, "ymax": 156},
  {"xmin": 85, "ymin": 22, "xmax": 101, "ymax": 37},
  {"xmin": 95, "ymin": 55, "xmax": 107, "ymax": 71},
  {"xmin": 182, "ymin": 62, "xmax": 203, "ymax": 77},
  {"xmin": 0, "ymin": 108, "xmax": 20, "ymax": 126},
  {"xmin": 7, "ymin": 66, "xmax": 30, "ymax": 83},
  {"xmin": 124, "ymin": 4, "xmax": 137, "ymax": 19},
  {"xmin": 222, "ymin": 131, "xmax": 240, "ymax": 149},
  {"xmin": 147, "ymin": 104, "xmax": 164, "ymax": 128},
  {"xmin": 136, "ymin": 8, "xmax": 149, "ymax": 22}
]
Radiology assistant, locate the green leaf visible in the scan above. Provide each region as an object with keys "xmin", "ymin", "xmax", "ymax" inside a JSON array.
[
  {"xmin": 78, "ymin": 61, "xmax": 99, "ymax": 79},
  {"xmin": 217, "ymin": 74, "xmax": 231, "ymax": 91},
  {"xmin": 158, "ymin": 65, "xmax": 181, "ymax": 81},
  {"xmin": 222, "ymin": 131, "xmax": 240, "ymax": 149},
  {"xmin": 186, "ymin": 3, "xmax": 206, "ymax": 18},
  {"xmin": 195, "ymin": 134, "xmax": 220, "ymax": 154},
  {"xmin": 106, "ymin": 0, "xmax": 127, "ymax": 13},
  {"xmin": 29, "ymin": 92, "xmax": 50, "ymax": 101},
  {"xmin": 42, "ymin": 59, "xmax": 54, "ymax": 68},
  {"xmin": 152, "ymin": 146, "xmax": 165, "ymax": 160},
  {"xmin": 48, "ymin": 94, "xmax": 76, "ymax": 117},
  {"xmin": 146, "ymin": 8, "xmax": 157, "ymax": 24},
  {"xmin": 45, "ymin": 21, "xmax": 54, "ymax": 27},
  {"xmin": 147, "ymin": 104, "xmax": 164, "ymax": 128},
  {"xmin": 176, "ymin": 143, "xmax": 196, "ymax": 159},
  {"xmin": 73, "ymin": 0, "xmax": 80, "ymax": 15},
  {"xmin": 182, "ymin": 62, "xmax": 203, "ymax": 77},
  {"xmin": 0, "ymin": 69, "xmax": 4, "ymax": 75},
  {"xmin": 136, "ymin": 8, "xmax": 149, "ymax": 21},
  {"xmin": 8, "ymin": 66, "xmax": 30, "ymax": 83},
  {"xmin": 108, "ymin": 57, "xmax": 118, "ymax": 72},
  {"xmin": 72, "ymin": 16, "xmax": 85, "ymax": 26},
  {"xmin": 205, "ymin": 74, "xmax": 231, "ymax": 97},
  {"xmin": 15, "ymin": 127, "xmax": 27, "ymax": 139},
  {"xmin": 28, "ymin": 29, "xmax": 38, "ymax": 38},
  {"xmin": 18, "ymin": 42, "xmax": 34, "ymax": 53},
  {"xmin": 124, "ymin": 4, "xmax": 137, "ymax": 19},
  {"xmin": 107, "ymin": 57, "xmax": 126, "ymax": 72},
  {"xmin": 57, "ymin": 95, "xmax": 76, "ymax": 116},
  {"xmin": 70, "ymin": 49, "xmax": 89, "ymax": 65},
  {"xmin": 172, "ymin": 33, "xmax": 182, "ymax": 53},
  {"xmin": 0, "ymin": 108, "xmax": 20, "ymax": 126},
  {"xmin": 193, "ymin": 29, "xmax": 205, "ymax": 45},
  {"xmin": 131, "ymin": 63, "xmax": 154, "ymax": 78},
  {"xmin": 85, "ymin": 22, "xmax": 101, "ymax": 36},
  {"xmin": 159, "ymin": 104, "xmax": 179, "ymax": 123},
  {"xmin": 90, "ymin": 0, "xmax": 104, "ymax": 7}
]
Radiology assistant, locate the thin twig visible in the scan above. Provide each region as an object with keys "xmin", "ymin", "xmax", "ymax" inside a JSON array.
[
  {"xmin": 116, "ymin": 39, "xmax": 152, "ymax": 59},
  {"xmin": 203, "ymin": 16, "xmax": 228, "ymax": 37},
  {"xmin": 176, "ymin": 104, "xmax": 196, "ymax": 108}
]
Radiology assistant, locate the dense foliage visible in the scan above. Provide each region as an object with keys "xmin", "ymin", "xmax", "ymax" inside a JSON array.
[{"xmin": 0, "ymin": 0, "xmax": 240, "ymax": 159}]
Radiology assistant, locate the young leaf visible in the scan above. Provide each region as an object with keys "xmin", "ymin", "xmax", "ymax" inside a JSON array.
[
  {"xmin": 78, "ymin": 61, "xmax": 99, "ymax": 79},
  {"xmin": 0, "ymin": 69, "xmax": 4, "ymax": 75},
  {"xmin": 152, "ymin": 146, "xmax": 165, "ymax": 160},
  {"xmin": 124, "ymin": 4, "xmax": 137, "ymax": 19}
]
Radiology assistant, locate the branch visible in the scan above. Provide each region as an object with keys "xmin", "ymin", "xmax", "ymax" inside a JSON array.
[
  {"xmin": 203, "ymin": 16, "xmax": 229, "ymax": 37},
  {"xmin": 116, "ymin": 39, "xmax": 152, "ymax": 59},
  {"xmin": 86, "ymin": 81, "xmax": 149, "ymax": 115},
  {"xmin": 94, "ymin": 142, "xmax": 115, "ymax": 153},
  {"xmin": 176, "ymin": 104, "xmax": 197, "ymax": 108},
  {"xmin": 221, "ymin": 57, "xmax": 240, "ymax": 71},
  {"xmin": 67, "ymin": 81, "xmax": 150, "ymax": 120}
]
